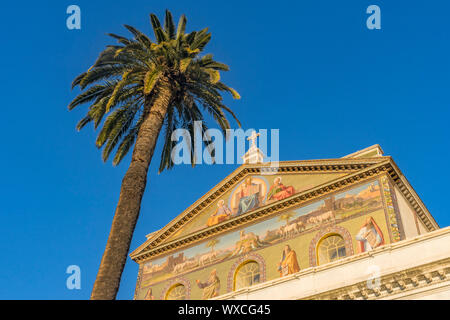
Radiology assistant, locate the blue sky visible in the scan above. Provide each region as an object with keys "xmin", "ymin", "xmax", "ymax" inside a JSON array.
[{"xmin": 0, "ymin": 0, "xmax": 449, "ymax": 299}]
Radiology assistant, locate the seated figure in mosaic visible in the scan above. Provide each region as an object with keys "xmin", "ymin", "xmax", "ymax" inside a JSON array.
[
  {"xmin": 233, "ymin": 177, "xmax": 262, "ymax": 216},
  {"xmin": 267, "ymin": 177, "xmax": 296, "ymax": 203}
]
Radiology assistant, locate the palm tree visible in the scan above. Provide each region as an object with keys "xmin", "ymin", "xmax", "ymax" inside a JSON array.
[
  {"xmin": 68, "ymin": 10, "xmax": 241, "ymax": 300},
  {"xmin": 278, "ymin": 212, "xmax": 295, "ymax": 226},
  {"xmin": 206, "ymin": 239, "xmax": 219, "ymax": 252}
]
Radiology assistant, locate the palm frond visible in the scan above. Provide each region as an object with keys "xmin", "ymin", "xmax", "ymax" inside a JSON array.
[
  {"xmin": 69, "ymin": 10, "xmax": 241, "ymax": 170},
  {"xmin": 164, "ymin": 10, "xmax": 176, "ymax": 40},
  {"xmin": 176, "ymin": 14, "xmax": 187, "ymax": 39}
]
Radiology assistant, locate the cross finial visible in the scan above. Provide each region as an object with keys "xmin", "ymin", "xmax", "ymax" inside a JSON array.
[
  {"xmin": 247, "ymin": 131, "xmax": 260, "ymax": 148},
  {"xmin": 242, "ymin": 130, "xmax": 264, "ymax": 164}
]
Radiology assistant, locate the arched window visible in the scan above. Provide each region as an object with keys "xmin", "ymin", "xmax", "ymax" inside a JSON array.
[
  {"xmin": 234, "ymin": 260, "xmax": 260, "ymax": 291},
  {"xmin": 317, "ymin": 234, "xmax": 346, "ymax": 265},
  {"xmin": 165, "ymin": 283, "xmax": 186, "ymax": 300}
]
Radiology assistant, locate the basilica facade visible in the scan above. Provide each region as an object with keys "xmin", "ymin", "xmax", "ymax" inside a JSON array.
[{"xmin": 131, "ymin": 144, "xmax": 449, "ymax": 300}]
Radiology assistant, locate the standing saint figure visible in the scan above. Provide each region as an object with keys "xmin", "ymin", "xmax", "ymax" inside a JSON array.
[
  {"xmin": 277, "ymin": 245, "xmax": 300, "ymax": 276},
  {"xmin": 233, "ymin": 177, "xmax": 262, "ymax": 216},
  {"xmin": 196, "ymin": 269, "xmax": 221, "ymax": 299},
  {"xmin": 206, "ymin": 200, "xmax": 232, "ymax": 227},
  {"xmin": 355, "ymin": 217, "xmax": 384, "ymax": 252},
  {"xmin": 267, "ymin": 177, "xmax": 296, "ymax": 202}
]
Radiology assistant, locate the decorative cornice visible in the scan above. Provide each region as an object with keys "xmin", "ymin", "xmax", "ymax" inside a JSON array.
[
  {"xmin": 306, "ymin": 257, "xmax": 450, "ymax": 300},
  {"xmin": 131, "ymin": 157, "xmax": 437, "ymax": 263},
  {"xmin": 385, "ymin": 160, "xmax": 439, "ymax": 231}
]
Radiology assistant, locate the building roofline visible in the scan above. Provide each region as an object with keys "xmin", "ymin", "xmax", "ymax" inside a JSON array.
[{"xmin": 130, "ymin": 155, "xmax": 438, "ymax": 263}]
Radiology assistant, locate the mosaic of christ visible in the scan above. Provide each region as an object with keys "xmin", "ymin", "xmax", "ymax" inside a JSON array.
[
  {"xmin": 231, "ymin": 177, "xmax": 267, "ymax": 216},
  {"xmin": 205, "ymin": 177, "xmax": 267, "ymax": 228},
  {"xmin": 205, "ymin": 176, "xmax": 298, "ymax": 228}
]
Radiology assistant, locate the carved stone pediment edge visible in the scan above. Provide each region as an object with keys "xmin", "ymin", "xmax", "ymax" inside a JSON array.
[{"xmin": 304, "ymin": 258, "xmax": 450, "ymax": 300}]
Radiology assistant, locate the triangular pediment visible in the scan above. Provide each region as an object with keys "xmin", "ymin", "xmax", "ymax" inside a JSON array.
[{"xmin": 130, "ymin": 156, "xmax": 391, "ymax": 260}]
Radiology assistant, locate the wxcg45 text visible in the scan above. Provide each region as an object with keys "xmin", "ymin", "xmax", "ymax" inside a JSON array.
[{"xmin": 222, "ymin": 304, "xmax": 271, "ymax": 315}]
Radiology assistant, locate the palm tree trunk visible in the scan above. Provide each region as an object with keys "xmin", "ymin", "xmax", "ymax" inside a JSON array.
[{"xmin": 91, "ymin": 84, "xmax": 172, "ymax": 300}]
